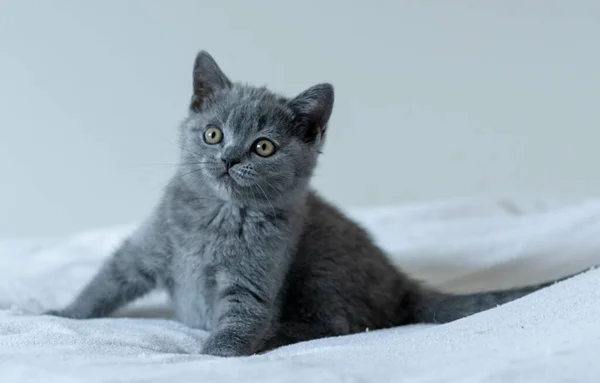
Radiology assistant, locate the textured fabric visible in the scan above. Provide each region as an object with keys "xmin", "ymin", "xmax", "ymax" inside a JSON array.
[{"xmin": 1, "ymin": 197, "xmax": 599, "ymax": 382}]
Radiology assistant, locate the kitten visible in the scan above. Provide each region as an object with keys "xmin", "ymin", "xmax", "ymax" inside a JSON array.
[{"xmin": 46, "ymin": 51, "xmax": 571, "ymax": 356}]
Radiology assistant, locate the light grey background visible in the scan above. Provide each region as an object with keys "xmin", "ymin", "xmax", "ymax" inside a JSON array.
[{"xmin": 1, "ymin": 1, "xmax": 599, "ymax": 237}]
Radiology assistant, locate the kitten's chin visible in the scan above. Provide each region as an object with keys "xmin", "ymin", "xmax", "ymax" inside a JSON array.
[
  {"xmin": 218, "ymin": 173, "xmax": 243, "ymax": 188},
  {"xmin": 211, "ymin": 174, "xmax": 245, "ymax": 200}
]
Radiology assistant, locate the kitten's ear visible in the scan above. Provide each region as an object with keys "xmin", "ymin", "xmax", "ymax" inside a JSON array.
[
  {"xmin": 288, "ymin": 83, "xmax": 334, "ymax": 143},
  {"xmin": 190, "ymin": 51, "xmax": 232, "ymax": 112}
]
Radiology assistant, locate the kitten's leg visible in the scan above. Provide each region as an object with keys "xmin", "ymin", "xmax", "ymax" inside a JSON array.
[
  {"xmin": 259, "ymin": 277, "xmax": 358, "ymax": 353},
  {"xmin": 201, "ymin": 281, "xmax": 275, "ymax": 357},
  {"xmin": 46, "ymin": 238, "xmax": 158, "ymax": 319}
]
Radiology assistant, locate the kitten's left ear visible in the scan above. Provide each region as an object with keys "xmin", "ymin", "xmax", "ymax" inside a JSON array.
[
  {"xmin": 288, "ymin": 83, "xmax": 334, "ymax": 143},
  {"xmin": 191, "ymin": 51, "xmax": 232, "ymax": 112}
]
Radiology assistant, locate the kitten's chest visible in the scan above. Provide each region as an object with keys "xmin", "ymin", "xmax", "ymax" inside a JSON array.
[
  {"xmin": 167, "ymin": 204, "xmax": 270, "ymax": 330},
  {"xmin": 169, "ymin": 242, "xmax": 217, "ymax": 330}
]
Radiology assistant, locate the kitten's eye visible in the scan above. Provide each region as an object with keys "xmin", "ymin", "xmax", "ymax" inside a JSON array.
[
  {"xmin": 253, "ymin": 139, "xmax": 276, "ymax": 157},
  {"xmin": 203, "ymin": 126, "xmax": 223, "ymax": 144}
]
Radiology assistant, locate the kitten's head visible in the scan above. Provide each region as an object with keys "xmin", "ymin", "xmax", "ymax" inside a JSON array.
[{"xmin": 179, "ymin": 51, "xmax": 334, "ymax": 207}]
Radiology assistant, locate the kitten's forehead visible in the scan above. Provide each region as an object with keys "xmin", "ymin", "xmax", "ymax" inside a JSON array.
[{"xmin": 214, "ymin": 86, "xmax": 294, "ymax": 135}]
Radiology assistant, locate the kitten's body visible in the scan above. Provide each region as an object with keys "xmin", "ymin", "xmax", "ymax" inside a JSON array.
[{"xmin": 47, "ymin": 51, "xmax": 570, "ymax": 356}]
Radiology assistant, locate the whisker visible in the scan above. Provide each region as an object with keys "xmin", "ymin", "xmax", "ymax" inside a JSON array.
[
  {"xmin": 249, "ymin": 185, "xmax": 260, "ymax": 211},
  {"xmin": 255, "ymin": 183, "xmax": 276, "ymax": 217},
  {"xmin": 263, "ymin": 181, "xmax": 285, "ymax": 201},
  {"xmin": 178, "ymin": 168, "xmax": 206, "ymax": 179},
  {"xmin": 166, "ymin": 139, "xmax": 206, "ymax": 160},
  {"xmin": 142, "ymin": 162, "xmax": 213, "ymax": 168}
]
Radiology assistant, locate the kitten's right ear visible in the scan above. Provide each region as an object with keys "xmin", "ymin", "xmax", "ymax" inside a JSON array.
[{"xmin": 190, "ymin": 51, "xmax": 232, "ymax": 112}]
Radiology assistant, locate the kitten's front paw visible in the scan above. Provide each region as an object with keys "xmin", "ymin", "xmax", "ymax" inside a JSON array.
[{"xmin": 201, "ymin": 337, "xmax": 246, "ymax": 357}]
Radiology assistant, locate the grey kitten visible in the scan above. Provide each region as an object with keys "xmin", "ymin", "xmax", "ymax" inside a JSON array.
[{"xmin": 46, "ymin": 51, "xmax": 572, "ymax": 356}]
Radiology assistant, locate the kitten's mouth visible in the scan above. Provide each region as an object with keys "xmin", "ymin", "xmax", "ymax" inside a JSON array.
[
  {"xmin": 217, "ymin": 172, "xmax": 251, "ymax": 190},
  {"xmin": 218, "ymin": 171, "xmax": 238, "ymax": 186}
]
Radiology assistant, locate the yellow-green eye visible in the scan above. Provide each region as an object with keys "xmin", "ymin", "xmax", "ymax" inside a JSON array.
[
  {"xmin": 203, "ymin": 126, "xmax": 223, "ymax": 144},
  {"xmin": 254, "ymin": 139, "xmax": 276, "ymax": 157}
]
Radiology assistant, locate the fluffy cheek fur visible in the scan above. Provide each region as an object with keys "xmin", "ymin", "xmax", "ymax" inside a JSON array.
[
  {"xmin": 219, "ymin": 144, "xmax": 309, "ymax": 203},
  {"xmin": 268, "ymin": 141, "xmax": 319, "ymax": 196}
]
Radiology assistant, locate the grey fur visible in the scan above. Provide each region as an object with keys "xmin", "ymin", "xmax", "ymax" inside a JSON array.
[{"xmin": 46, "ymin": 51, "xmax": 576, "ymax": 356}]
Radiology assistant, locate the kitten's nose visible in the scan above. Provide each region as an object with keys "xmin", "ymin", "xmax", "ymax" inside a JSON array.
[{"xmin": 221, "ymin": 157, "xmax": 240, "ymax": 171}]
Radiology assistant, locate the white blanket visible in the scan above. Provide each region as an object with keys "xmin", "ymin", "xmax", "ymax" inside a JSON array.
[{"xmin": 1, "ymin": 198, "xmax": 599, "ymax": 382}]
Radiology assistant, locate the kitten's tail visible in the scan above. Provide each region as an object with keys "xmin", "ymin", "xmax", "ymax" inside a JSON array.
[{"xmin": 412, "ymin": 270, "xmax": 587, "ymax": 324}]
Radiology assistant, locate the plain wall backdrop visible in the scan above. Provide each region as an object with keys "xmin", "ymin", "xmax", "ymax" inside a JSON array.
[{"xmin": 1, "ymin": 1, "xmax": 599, "ymax": 237}]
